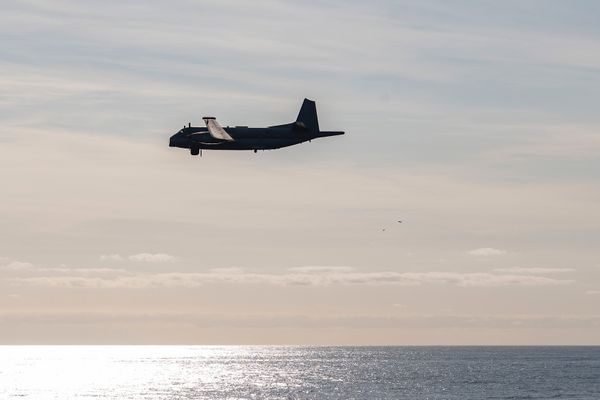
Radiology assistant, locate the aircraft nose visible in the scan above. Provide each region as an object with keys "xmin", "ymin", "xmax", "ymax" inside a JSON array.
[
  {"xmin": 169, "ymin": 134, "xmax": 181, "ymax": 147},
  {"xmin": 170, "ymin": 132, "xmax": 190, "ymax": 148}
]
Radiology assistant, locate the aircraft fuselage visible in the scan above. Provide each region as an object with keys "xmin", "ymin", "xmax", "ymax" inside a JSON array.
[
  {"xmin": 168, "ymin": 99, "xmax": 344, "ymax": 155},
  {"xmin": 169, "ymin": 125, "xmax": 343, "ymax": 152}
]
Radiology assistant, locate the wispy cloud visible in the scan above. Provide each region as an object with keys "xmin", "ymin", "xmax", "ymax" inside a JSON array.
[
  {"xmin": 128, "ymin": 253, "xmax": 178, "ymax": 263},
  {"xmin": 0, "ymin": 261, "xmax": 35, "ymax": 271},
  {"xmin": 45, "ymin": 267, "xmax": 128, "ymax": 275},
  {"xmin": 1, "ymin": 259, "xmax": 126, "ymax": 275},
  {"xmin": 287, "ymin": 266, "xmax": 356, "ymax": 273},
  {"xmin": 494, "ymin": 267, "xmax": 575, "ymax": 274},
  {"xmin": 8, "ymin": 267, "xmax": 573, "ymax": 289},
  {"xmin": 468, "ymin": 248, "xmax": 506, "ymax": 256},
  {"xmin": 1, "ymin": 310, "xmax": 598, "ymax": 330},
  {"xmin": 100, "ymin": 253, "xmax": 178, "ymax": 263}
]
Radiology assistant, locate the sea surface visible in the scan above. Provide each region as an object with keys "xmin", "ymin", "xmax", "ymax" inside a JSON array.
[{"xmin": 1, "ymin": 346, "xmax": 599, "ymax": 399}]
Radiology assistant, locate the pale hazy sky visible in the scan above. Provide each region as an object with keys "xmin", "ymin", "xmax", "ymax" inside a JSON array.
[{"xmin": 1, "ymin": 0, "xmax": 600, "ymax": 344}]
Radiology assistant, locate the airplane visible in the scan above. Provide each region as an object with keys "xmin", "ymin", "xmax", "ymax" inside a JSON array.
[{"xmin": 169, "ymin": 98, "xmax": 344, "ymax": 155}]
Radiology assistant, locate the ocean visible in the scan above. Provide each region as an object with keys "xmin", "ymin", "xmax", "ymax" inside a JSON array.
[{"xmin": 1, "ymin": 346, "xmax": 599, "ymax": 399}]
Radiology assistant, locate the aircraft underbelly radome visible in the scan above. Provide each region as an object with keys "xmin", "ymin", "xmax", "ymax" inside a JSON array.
[{"xmin": 168, "ymin": 99, "xmax": 344, "ymax": 155}]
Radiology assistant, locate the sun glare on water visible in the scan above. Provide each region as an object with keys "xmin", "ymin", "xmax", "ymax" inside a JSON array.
[{"xmin": 0, "ymin": 346, "xmax": 256, "ymax": 399}]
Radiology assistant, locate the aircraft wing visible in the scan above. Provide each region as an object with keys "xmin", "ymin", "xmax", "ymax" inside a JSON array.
[{"xmin": 203, "ymin": 117, "xmax": 234, "ymax": 141}]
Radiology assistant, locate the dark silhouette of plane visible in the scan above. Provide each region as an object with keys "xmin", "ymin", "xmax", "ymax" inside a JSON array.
[{"xmin": 169, "ymin": 99, "xmax": 344, "ymax": 155}]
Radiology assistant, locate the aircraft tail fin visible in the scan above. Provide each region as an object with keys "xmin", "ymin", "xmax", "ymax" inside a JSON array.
[{"xmin": 294, "ymin": 98, "xmax": 320, "ymax": 133}]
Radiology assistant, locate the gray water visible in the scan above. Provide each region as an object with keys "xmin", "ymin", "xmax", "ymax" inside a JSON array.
[{"xmin": 1, "ymin": 346, "xmax": 599, "ymax": 399}]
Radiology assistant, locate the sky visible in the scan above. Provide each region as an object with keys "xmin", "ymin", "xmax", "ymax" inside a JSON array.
[{"xmin": 1, "ymin": 0, "xmax": 600, "ymax": 344}]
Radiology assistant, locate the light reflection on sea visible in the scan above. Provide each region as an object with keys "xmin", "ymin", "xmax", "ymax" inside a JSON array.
[{"xmin": 1, "ymin": 346, "xmax": 599, "ymax": 399}]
